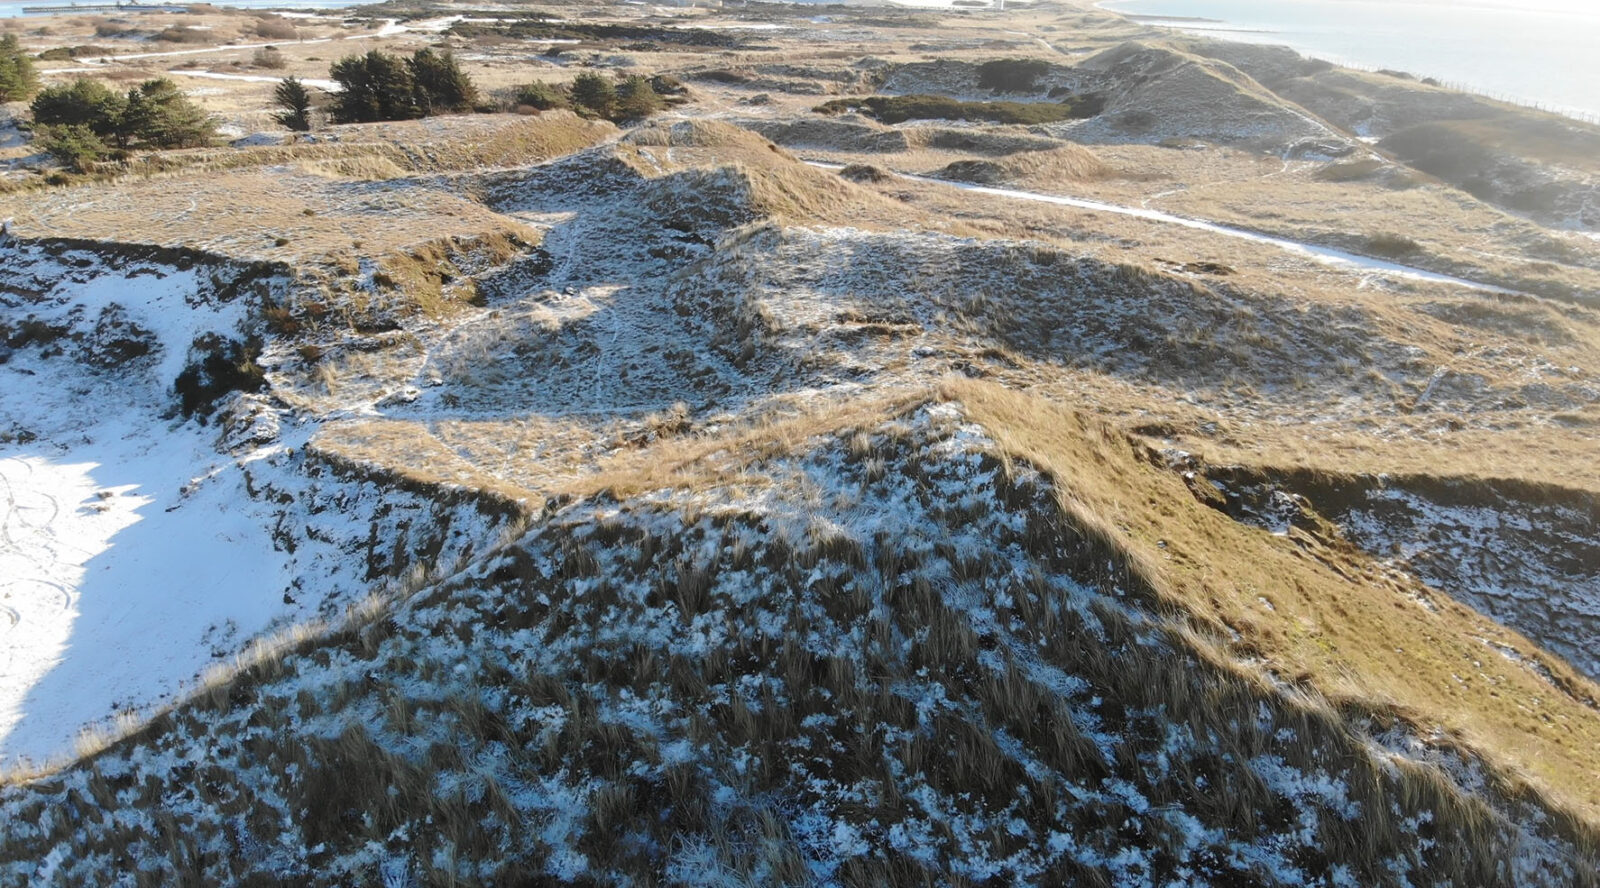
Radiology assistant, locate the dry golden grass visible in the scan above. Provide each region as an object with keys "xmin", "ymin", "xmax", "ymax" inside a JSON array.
[
  {"xmin": 1167, "ymin": 420, "xmax": 1600, "ymax": 496},
  {"xmin": 309, "ymin": 419, "xmax": 539, "ymax": 511},
  {"xmin": 944, "ymin": 376, "xmax": 1600, "ymax": 822},
  {"xmin": 791, "ymin": 132, "xmax": 1600, "ymax": 297},
  {"xmin": 0, "ymin": 167, "xmax": 525, "ymax": 265},
  {"xmin": 0, "ymin": 115, "xmax": 602, "ymax": 268},
  {"xmin": 560, "ymin": 387, "xmax": 931, "ymax": 500},
  {"xmin": 618, "ymin": 119, "xmax": 974, "ymax": 233},
  {"xmin": 317, "ymin": 388, "xmax": 930, "ymax": 510},
  {"xmin": 934, "ymin": 144, "xmax": 1115, "ymax": 186}
]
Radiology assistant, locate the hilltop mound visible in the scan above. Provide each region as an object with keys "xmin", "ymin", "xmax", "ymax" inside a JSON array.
[
  {"xmin": 1184, "ymin": 38, "xmax": 1600, "ymax": 227},
  {"xmin": 1056, "ymin": 43, "xmax": 1347, "ymax": 151},
  {"xmin": 933, "ymin": 143, "xmax": 1112, "ymax": 184}
]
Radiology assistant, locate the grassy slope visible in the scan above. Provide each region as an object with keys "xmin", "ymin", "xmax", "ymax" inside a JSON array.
[
  {"xmin": 3, "ymin": 394, "xmax": 1593, "ymax": 885},
  {"xmin": 949, "ymin": 378, "xmax": 1600, "ymax": 821}
]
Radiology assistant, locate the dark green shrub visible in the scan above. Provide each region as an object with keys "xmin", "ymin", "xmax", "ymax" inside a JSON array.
[
  {"xmin": 31, "ymin": 76, "xmax": 215, "ymax": 157},
  {"xmin": 328, "ymin": 49, "xmax": 479, "ymax": 122},
  {"xmin": 120, "ymin": 78, "xmax": 215, "ymax": 148},
  {"xmin": 511, "ymin": 80, "xmax": 568, "ymax": 111},
  {"xmin": 35, "ymin": 123, "xmax": 110, "ymax": 171},
  {"xmin": 329, "ymin": 50, "xmax": 419, "ymax": 123},
  {"xmin": 976, "ymin": 58, "xmax": 1050, "ymax": 93},
  {"xmin": 614, "ymin": 75, "xmax": 662, "ymax": 121},
  {"xmin": 31, "ymin": 78, "xmax": 124, "ymax": 138},
  {"xmin": 570, "ymin": 71, "xmax": 615, "ymax": 119}
]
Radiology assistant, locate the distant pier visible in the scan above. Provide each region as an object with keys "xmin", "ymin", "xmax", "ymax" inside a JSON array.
[{"xmin": 22, "ymin": 1, "xmax": 189, "ymax": 13}]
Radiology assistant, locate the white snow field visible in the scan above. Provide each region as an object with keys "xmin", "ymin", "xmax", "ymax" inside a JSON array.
[{"xmin": 0, "ymin": 241, "xmax": 506, "ymax": 769}]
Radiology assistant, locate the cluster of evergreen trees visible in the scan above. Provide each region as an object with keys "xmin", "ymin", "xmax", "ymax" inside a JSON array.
[
  {"xmin": 274, "ymin": 54, "xmax": 678, "ymax": 130},
  {"xmin": 2, "ymin": 29, "xmax": 678, "ymax": 173},
  {"xmin": 511, "ymin": 71, "xmax": 673, "ymax": 123},
  {"xmin": 31, "ymin": 78, "xmax": 216, "ymax": 171},
  {"xmin": 324, "ymin": 48, "xmax": 479, "ymax": 123}
]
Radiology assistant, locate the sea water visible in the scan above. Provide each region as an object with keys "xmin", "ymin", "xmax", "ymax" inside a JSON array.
[{"xmin": 1099, "ymin": 0, "xmax": 1600, "ymax": 121}]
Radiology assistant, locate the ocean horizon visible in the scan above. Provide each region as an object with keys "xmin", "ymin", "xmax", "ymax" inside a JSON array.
[{"xmin": 1100, "ymin": 0, "xmax": 1600, "ymax": 121}]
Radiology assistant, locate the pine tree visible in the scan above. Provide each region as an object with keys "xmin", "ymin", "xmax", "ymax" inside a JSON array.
[
  {"xmin": 408, "ymin": 48, "xmax": 478, "ymax": 115},
  {"xmin": 569, "ymin": 72, "xmax": 615, "ymax": 120},
  {"xmin": 37, "ymin": 124, "xmax": 108, "ymax": 172},
  {"xmin": 273, "ymin": 76, "xmax": 312, "ymax": 132},
  {"xmin": 329, "ymin": 51, "xmax": 419, "ymax": 124},
  {"xmin": 614, "ymin": 75, "xmax": 663, "ymax": 121},
  {"xmin": 0, "ymin": 33, "xmax": 38, "ymax": 102},
  {"xmin": 121, "ymin": 78, "xmax": 215, "ymax": 149}
]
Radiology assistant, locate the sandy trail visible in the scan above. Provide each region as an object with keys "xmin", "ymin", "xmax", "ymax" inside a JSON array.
[
  {"xmin": 926, "ymin": 174, "xmax": 1521, "ymax": 293},
  {"xmin": 806, "ymin": 161, "xmax": 1519, "ymax": 294}
]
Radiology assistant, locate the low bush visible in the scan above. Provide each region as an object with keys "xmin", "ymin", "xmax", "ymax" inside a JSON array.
[
  {"xmin": 1365, "ymin": 232, "xmax": 1422, "ymax": 257},
  {"xmin": 35, "ymin": 123, "xmax": 108, "ymax": 172},
  {"xmin": 154, "ymin": 26, "xmax": 220, "ymax": 45},
  {"xmin": 977, "ymin": 58, "xmax": 1050, "ymax": 93},
  {"xmin": 510, "ymin": 80, "xmax": 568, "ymax": 112},
  {"xmin": 570, "ymin": 71, "xmax": 615, "ymax": 120},
  {"xmin": 614, "ymin": 75, "xmax": 662, "ymax": 121},
  {"xmin": 92, "ymin": 20, "xmax": 135, "ymax": 39},
  {"xmin": 255, "ymin": 16, "xmax": 298, "ymax": 41},
  {"xmin": 506, "ymin": 73, "xmax": 679, "ymax": 122},
  {"xmin": 815, "ymin": 93, "xmax": 1104, "ymax": 126},
  {"xmin": 35, "ymin": 44, "xmax": 112, "ymax": 61},
  {"xmin": 252, "ymin": 46, "xmax": 286, "ymax": 70}
]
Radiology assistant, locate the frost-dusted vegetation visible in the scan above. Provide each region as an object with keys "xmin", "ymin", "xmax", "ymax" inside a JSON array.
[
  {"xmin": 2, "ymin": 2, "xmax": 1600, "ymax": 883},
  {"xmin": 3, "ymin": 408, "xmax": 1592, "ymax": 885}
]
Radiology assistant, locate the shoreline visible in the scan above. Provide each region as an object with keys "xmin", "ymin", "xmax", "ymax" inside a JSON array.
[{"xmin": 1090, "ymin": 0, "xmax": 1600, "ymax": 124}]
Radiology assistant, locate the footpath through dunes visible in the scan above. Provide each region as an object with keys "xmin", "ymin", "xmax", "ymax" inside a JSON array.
[
  {"xmin": 2, "ymin": 97, "xmax": 1600, "ymax": 883},
  {"xmin": 744, "ymin": 45, "xmax": 1600, "ymax": 300},
  {"xmin": 3, "ymin": 393, "xmax": 1599, "ymax": 885},
  {"xmin": 839, "ymin": 162, "xmax": 1532, "ymax": 295}
]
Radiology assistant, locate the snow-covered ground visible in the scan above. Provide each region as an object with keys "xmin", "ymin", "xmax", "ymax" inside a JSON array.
[
  {"xmin": 0, "ymin": 242, "xmax": 509, "ymax": 769},
  {"xmin": 0, "ymin": 401, "xmax": 315, "ymax": 766},
  {"xmin": 171, "ymin": 70, "xmax": 343, "ymax": 92}
]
